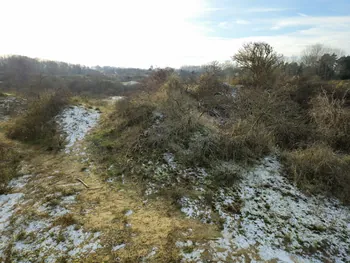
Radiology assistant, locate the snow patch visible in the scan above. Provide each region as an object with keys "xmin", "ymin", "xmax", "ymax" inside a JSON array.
[
  {"xmin": 61, "ymin": 195, "xmax": 77, "ymax": 204},
  {"xmin": 112, "ymin": 243, "xmax": 126, "ymax": 251},
  {"xmin": 56, "ymin": 106, "xmax": 100, "ymax": 153},
  {"xmin": 180, "ymin": 197, "xmax": 211, "ymax": 223},
  {"xmin": 122, "ymin": 81, "xmax": 140, "ymax": 86},
  {"xmin": 163, "ymin": 152, "xmax": 176, "ymax": 169},
  {"xmin": 12, "ymin": 225, "xmax": 101, "ymax": 262},
  {"xmin": 176, "ymin": 241, "xmax": 204, "ymax": 262},
  {"xmin": 209, "ymin": 157, "xmax": 350, "ymax": 262},
  {"xmin": 38, "ymin": 204, "xmax": 70, "ymax": 217},
  {"xmin": 8, "ymin": 175, "xmax": 32, "ymax": 189},
  {"xmin": 0, "ymin": 193, "xmax": 24, "ymax": 259},
  {"xmin": 0, "ymin": 193, "xmax": 24, "ymax": 231},
  {"xmin": 125, "ymin": 210, "xmax": 133, "ymax": 216}
]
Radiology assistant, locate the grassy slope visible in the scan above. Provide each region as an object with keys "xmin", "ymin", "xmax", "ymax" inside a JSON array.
[{"xmin": 0, "ymin": 97, "xmax": 219, "ymax": 262}]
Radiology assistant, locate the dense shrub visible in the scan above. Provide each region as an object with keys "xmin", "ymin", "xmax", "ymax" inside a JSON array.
[
  {"xmin": 7, "ymin": 89, "xmax": 69, "ymax": 148},
  {"xmin": 220, "ymin": 120, "xmax": 274, "ymax": 162},
  {"xmin": 91, "ymin": 65, "xmax": 350, "ymax": 201},
  {"xmin": 231, "ymin": 76, "xmax": 350, "ymax": 201},
  {"xmin": 91, "ymin": 75, "xmax": 274, "ymax": 191},
  {"xmin": 232, "ymin": 85, "xmax": 313, "ymax": 149}
]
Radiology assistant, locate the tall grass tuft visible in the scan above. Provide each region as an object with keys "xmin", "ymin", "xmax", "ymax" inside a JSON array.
[{"xmin": 7, "ymin": 88, "xmax": 70, "ymax": 149}]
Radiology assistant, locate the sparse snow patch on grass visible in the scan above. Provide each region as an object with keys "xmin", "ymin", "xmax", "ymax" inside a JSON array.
[
  {"xmin": 61, "ymin": 195, "xmax": 77, "ymax": 204},
  {"xmin": 209, "ymin": 157, "xmax": 350, "ymax": 262},
  {"xmin": 176, "ymin": 241, "xmax": 204, "ymax": 262},
  {"xmin": 163, "ymin": 152, "xmax": 176, "ymax": 169},
  {"xmin": 8, "ymin": 175, "xmax": 32, "ymax": 189},
  {"xmin": 180, "ymin": 197, "xmax": 212, "ymax": 223},
  {"xmin": 112, "ymin": 243, "xmax": 126, "ymax": 251},
  {"xmin": 56, "ymin": 106, "xmax": 100, "ymax": 152},
  {"xmin": 0, "ymin": 193, "xmax": 24, "ymax": 231},
  {"xmin": 122, "ymin": 81, "xmax": 140, "ymax": 86},
  {"xmin": 0, "ymin": 193, "xmax": 24, "ymax": 258},
  {"xmin": 12, "ymin": 224, "xmax": 101, "ymax": 262},
  {"xmin": 38, "ymin": 204, "xmax": 70, "ymax": 217},
  {"xmin": 176, "ymin": 157, "xmax": 350, "ymax": 262},
  {"xmin": 125, "ymin": 210, "xmax": 133, "ymax": 216}
]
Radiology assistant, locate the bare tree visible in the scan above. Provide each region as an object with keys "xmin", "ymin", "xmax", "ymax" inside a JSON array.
[
  {"xmin": 301, "ymin": 43, "xmax": 345, "ymax": 67},
  {"xmin": 232, "ymin": 42, "xmax": 283, "ymax": 87}
]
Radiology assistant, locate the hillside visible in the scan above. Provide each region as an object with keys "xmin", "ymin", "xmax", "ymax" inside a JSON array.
[{"xmin": 0, "ymin": 42, "xmax": 350, "ymax": 263}]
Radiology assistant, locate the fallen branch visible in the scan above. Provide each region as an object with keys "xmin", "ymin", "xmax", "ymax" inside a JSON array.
[{"xmin": 76, "ymin": 178, "xmax": 89, "ymax": 188}]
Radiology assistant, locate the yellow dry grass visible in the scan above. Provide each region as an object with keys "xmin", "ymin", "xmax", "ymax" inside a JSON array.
[{"xmin": 6, "ymin": 137, "xmax": 218, "ymax": 262}]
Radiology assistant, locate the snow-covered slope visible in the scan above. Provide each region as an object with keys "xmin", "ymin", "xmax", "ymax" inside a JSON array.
[
  {"xmin": 56, "ymin": 106, "xmax": 100, "ymax": 152},
  {"xmin": 177, "ymin": 157, "xmax": 350, "ymax": 262}
]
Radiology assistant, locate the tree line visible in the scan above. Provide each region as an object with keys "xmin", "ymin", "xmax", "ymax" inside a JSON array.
[{"xmin": 282, "ymin": 44, "xmax": 350, "ymax": 80}]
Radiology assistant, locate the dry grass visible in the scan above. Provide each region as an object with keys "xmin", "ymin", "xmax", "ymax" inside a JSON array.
[
  {"xmin": 54, "ymin": 214, "xmax": 79, "ymax": 227},
  {"xmin": 0, "ymin": 137, "xmax": 21, "ymax": 193},
  {"xmin": 220, "ymin": 120, "xmax": 274, "ymax": 163},
  {"xmin": 77, "ymin": 173, "xmax": 218, "ymax": 262},
  {"xmin": 7, "ymin": 89, "xmax": 69, "ymax": 149},
  {"xmin": 283, "ymin": 144, "xmax": 350, "ymax": 203},
  {"xmin": 310, "ymin": 91, "xmax": 350, "ymax": 151}
]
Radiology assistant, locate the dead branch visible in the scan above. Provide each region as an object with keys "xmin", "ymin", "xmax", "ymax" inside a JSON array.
[{"xmin": 76, "ymin": 178, "xmax": 89, "ymax": 188}]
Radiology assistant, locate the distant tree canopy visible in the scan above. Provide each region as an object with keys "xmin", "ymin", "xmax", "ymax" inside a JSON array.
[
  {"xmin": 0, "ymin": 55, "xmax": 101, "ymax": 80},
  {"xmin": 317, "ymin": 53, "xmax": 337, "ymax": 80},
  {"xmin": 232, "ymin": 42, "xmax": 283, "ymax": 87},
  {"xmin": 0, "ymin": 55, "xmax": 149, "ymax": 97},
  {"xmin": 336, "ymin": 56, "xmax": 350, "ymax": 80},
  {"xmin": 301, "ymin": 44, "xmax": 344, "ymax": 68}
]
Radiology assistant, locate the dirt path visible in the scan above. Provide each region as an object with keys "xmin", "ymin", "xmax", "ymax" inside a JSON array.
[{"xmin": 0, "ymin": 105, "xmax": 213, "ymax": 263}]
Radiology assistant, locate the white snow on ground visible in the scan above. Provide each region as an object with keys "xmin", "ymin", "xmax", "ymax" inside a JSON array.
[
  {"xmin": 125, "ymin": 210, "xmax": 133, "ymax": 216},
  {"xmin": 109, "ymin": 96, "xmax": 124, "ymax": 102},
  {"xmin": 12, "ymin": 224, "xmax": 101, "ymax": 262},
  {"xmin": 122, "ymin": 81, "xmax": 140, "ymax": 86},
  {"xmin": 0, "ymin": 187, "xmax": 102, "ymax": 262},
  {"xmin": 38, "ymin": 204, "xmax": 70, "ymax": 217},
  {"xmin": 0, "ymin": 104, "xmax": 104, "ymax": 262},
  {"xmin": 8, "ymin": 175, "xmax": 32, "ymax": 189},
  {"xmin": 143, "ymin": 246, "xmax": 158, "ymax": 261},
  {"xmin": 1, "ymin": 171, "xmax": 101, "ymax": 261},
  {"xmin": 163, "ymin": 152, "xmax": 177, "ymax": 169},
  {"xmin": 0, "ymin": 193, "xmax": 24, "ymax": 231},
  {"xmin": 178, "ymin": 157, "xmax": 350, "ymax": 262},
  {"xmin": 176, "ymin": 241, "xmax": 205, "ymax": 262},
  {"xmin": 112, "ymin": 243, "xmax": 126, "ymax": 251},
  {"xmin": 56, "ymin": 106, "xmax": 100, "ymax": 152},
  {"xmin": 61, "ymin": 195, "xmax": 77, "ymax": 204},
  {"xmin": 180, "ymin": 197, "xmax": 212, "ymax": 224},
  {"xmin": 0, "ymin": 193, "xmax": 24, "ymax": 259}
]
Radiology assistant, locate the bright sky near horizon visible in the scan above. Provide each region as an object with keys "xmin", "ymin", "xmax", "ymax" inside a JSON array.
[{"xmin": 1, "ymin": 0, "xmax": 350, "ymax": 68}]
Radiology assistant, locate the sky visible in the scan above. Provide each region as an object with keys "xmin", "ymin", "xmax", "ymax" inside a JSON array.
[{"xmin": 1, "ymin": 0, "xmax": 350, "ymax": 68}]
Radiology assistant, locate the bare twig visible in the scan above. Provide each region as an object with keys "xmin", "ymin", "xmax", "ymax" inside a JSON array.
[{"xmin": 76, "ymin": 178, "xmax": 89, "ymax": 188}]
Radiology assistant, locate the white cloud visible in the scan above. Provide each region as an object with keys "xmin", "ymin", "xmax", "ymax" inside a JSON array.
[
  {"xmin": 247, "ymin": 7, "xmax": 290, "ymax": 13},
  {"xmin": 218, "ymin": 22, "xmax": 229, "ymax": 28},
  {"xmin": 0, "ymin": 0, "xmax": 349, "ymax": 68},
  {"xmin": 271, "ymin": 16, "xmax": 350, "ymax": 30},
  {"xmin": 236, "ymin": 19, "xmax": 250, "ymax": 25},
  {"xmin": 297, "ymin": 13, "xmax": 308, "ymax": 17}
]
